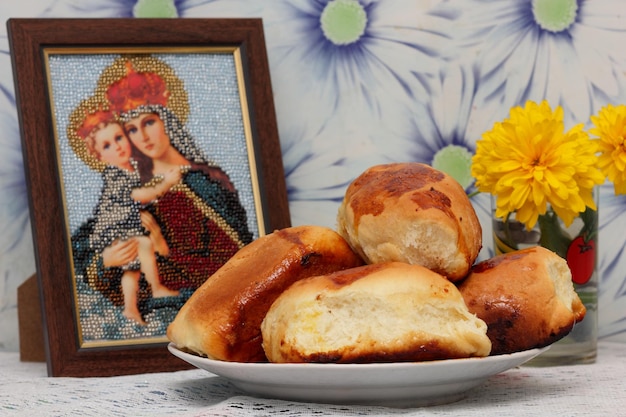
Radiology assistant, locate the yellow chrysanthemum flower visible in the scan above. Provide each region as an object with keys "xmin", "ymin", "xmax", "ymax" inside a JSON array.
[
  {"xmin": 472, "ymin": 100, "xmax": 604, "ymax": 230},
  {"xmin": 589, "ymin": 103, "xmax": 626, "ymax": 195}
]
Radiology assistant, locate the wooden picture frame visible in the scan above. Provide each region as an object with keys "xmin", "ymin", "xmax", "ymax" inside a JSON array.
[{"xmin": 8, "ymin": 18, "xmax": 290, "ymax": 377}]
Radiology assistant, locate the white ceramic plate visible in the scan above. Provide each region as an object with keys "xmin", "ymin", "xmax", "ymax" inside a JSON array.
[{"xmin": 168, "ymin": 343, "xmax": 548, "ymax": 407}]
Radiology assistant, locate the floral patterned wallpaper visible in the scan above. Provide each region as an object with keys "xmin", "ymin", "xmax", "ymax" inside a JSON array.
[{"xmin": 0, "ymin": 0, "xmax": 624, "ymax": 351}]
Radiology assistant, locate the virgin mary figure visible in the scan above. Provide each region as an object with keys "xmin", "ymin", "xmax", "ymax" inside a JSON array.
[{"xmin": 70, "ymin": 55, "xmax": 253, "ymax": 329}]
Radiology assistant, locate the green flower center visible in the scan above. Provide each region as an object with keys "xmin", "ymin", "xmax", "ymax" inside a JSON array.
[
  {"xmin": 133, "ymin": 0, "xmax": 178, "ymax": 18},
  {"xmin": 431, "ymin": 145, "xmax": 474, "ymax": 189},
  {"xmin": 532, "ymin": 0, "xmax": 578, "ymax": 33},
  {"xmin": 320, "ymin": 0, "xmax": 368, "ymax": 46}
]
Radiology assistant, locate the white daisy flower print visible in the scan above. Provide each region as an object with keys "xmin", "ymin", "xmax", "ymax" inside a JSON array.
[
  {"xmin": 262, "ymin": 0, "xmax": 451, "ymax": 134},
  {"xmin": 442, "ymin": 0, "xmax": 626, "ymax": 125},
  {"xmin": 37, "ymin": 0, "xmax": 136, "ymax": 17},
  {"xmin": 0, "ymin": 70, "xmax": 36, "ymax": 351},
  {"xmin": 34, "ymin": 0, "xmax": 259, "ymax": 18},
  {"xmin": 597, "ymin": 185, "xmax": 626, "ymax": 341}
]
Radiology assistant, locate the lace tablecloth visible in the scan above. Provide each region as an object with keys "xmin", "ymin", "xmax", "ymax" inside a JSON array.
[{"xmin": 1, "ymin": 341, "xmax": 624, "ymax": 416}]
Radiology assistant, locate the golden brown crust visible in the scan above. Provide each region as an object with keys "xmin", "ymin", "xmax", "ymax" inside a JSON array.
[
  {"xmin": 337, "ymin": 163, "xmax": 482, "ymax": 281},
  {"xmin": 166, "ymin": 225, "xmax": 365, "ymax": 362},
  {"xmin": 457, "ymin": 246, "xmax": 586, "ymax": 355},
  {"xmin": 261, "ymin": 262, "xmax": 491, "ymax": 363}
]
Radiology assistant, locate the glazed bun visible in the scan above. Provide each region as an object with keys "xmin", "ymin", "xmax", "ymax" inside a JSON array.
[
  {"xmin": 167, "ymin": 225, "xmax": 364, "ymax": 362},
  {"xmin": 261, "ymin": 262, "xmax": 491, "ymax": 363},
  {"xmin": 336, "ymin": 162, "xmax": 481, "ymax": 281},
  {"xmin": 458, "ymin": 246, "xmax": 586, "ymax": 355}
]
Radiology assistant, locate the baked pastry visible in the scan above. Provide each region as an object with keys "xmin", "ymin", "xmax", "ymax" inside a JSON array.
[
  {"xmin": 336, "ymin": 162, "xmax": 482, "ymax": 281},
  {"xmin": 167, "ymin": 225, "xmax": 365, "ymax": 362},
  {"xmin": 261, "ymin": 261, "xmax": 491, "ymax": 363},
  {"xmin": 457, "ymin": 246, "xmax": 586, "ymax": 355}
]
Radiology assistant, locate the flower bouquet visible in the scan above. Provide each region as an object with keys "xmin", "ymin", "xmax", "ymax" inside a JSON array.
[{"xmin": 471, "ymin": 100, "xmax": 626, "ymax": 364}]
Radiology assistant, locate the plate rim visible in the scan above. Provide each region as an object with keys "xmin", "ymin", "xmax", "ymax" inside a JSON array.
[{"xmin": 168, "ymin": 343, "xmax": 549, "ymax": 406}]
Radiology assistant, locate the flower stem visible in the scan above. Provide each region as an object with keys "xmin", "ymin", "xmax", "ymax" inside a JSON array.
[
  {"xmin": 537, "ymin": 209, "xmax": 571, "ymax": 258},
  {"xmin": 579, "ymin": 207, "xmax": 598, "ymax": 243}
]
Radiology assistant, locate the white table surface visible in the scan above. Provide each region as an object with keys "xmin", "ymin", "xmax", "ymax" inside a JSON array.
[{"xmin": 1, "ymin": 340, "xmax": 624, "ymax": 417}]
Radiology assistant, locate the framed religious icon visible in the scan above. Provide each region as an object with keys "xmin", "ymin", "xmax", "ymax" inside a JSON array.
[{"xmin": 8, "ymin": 18, "xmax": 290, "ymax": 377}]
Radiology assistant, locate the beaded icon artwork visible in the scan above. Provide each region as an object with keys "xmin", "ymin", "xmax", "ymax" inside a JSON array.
[{"xmin": 47, "ymin": 53, "xmax": 258, "ymax": 345}]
